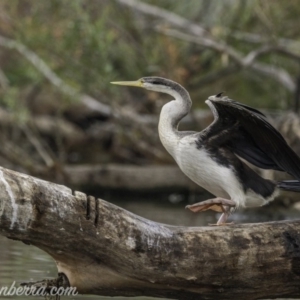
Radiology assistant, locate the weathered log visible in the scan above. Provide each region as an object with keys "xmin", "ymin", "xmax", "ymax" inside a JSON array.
[
  {"xmin": 0, "ymin": 107, "xmax": 87, "ymax": 147},
  {"xmin": 63, "ymin": 164, "xmax": 203, "ymax": 192},
  {"xmin": 0, "ymin": 166, "xmax": 300, "ymax": 300}
]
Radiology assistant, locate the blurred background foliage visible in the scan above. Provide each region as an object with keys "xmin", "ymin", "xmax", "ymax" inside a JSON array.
[{"xmin": 0, "ymin": 0, "xmax": 300, "ymax": 184}]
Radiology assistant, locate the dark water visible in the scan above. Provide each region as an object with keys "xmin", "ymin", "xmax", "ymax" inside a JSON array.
[{"xmin": 0, "ymin": 196, "xmax": 299, "ymax": 300}]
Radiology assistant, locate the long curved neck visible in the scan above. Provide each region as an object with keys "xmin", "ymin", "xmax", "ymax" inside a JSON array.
[{"xmin": 158, "ymin": 85, "xmax": 192, "ymax": 157}]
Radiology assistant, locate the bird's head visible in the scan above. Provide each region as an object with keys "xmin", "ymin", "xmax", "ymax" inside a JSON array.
[
  {"xmin": 112, "ymin": 76, "xmax": 192, "ymax": 120},
  {"xmin": 111, "ymin": 77, "xmax": 177, "ymax": 93}
]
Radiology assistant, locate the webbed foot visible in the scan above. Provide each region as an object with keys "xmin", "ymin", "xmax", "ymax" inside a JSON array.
[{"xmin": 185, "ymin": 197, "xmax": 236, "ymax": 225}]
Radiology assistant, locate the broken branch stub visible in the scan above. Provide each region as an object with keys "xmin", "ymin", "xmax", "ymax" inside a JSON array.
[{"xmin": 0, "ymin": 167, "xmax": 300, "ymax": 299}]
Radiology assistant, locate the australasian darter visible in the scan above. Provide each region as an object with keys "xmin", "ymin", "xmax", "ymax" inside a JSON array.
[{"xmin": 112, "ymin": 77, "xmax": 300, "ymax": 225}]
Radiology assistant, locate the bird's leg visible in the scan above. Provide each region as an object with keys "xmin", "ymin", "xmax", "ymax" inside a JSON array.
[
  {"xmin": 215, "ymin": 206, "xmax": 233, "ymax": 226},
  {"xmin": 185, "ymin": 197, "xmax": 236, "ymax": 226}
]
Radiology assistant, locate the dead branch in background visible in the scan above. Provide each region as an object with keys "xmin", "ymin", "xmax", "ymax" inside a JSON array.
[
  {"xmin": 0, "ymin": 35, "xmax": 166, "ymax": 126},
  {"xmin": 242, "ymin": 45, "xmax": 300, "ymax": 63},
  {"xmin": 0, "ymin": 34, "xmax": 171, "ymax": 164},
  {"xmin": 63, "ymin": 163, "xmax": 202, "ymax": 191},
  {"xmin": 117, "ymin": 0, "xmax": 297, "ymax": 92},
  {"xmin": 117, "ymin": 0, "xmax": 300, "ymax": 55},
  {"xmin": 22, "ymin": 124, "xmax": 54, "ymax": 168},
  {"xmin": 0, "ymin": 34, "xmax": 181, "ymax": 160},
  {"xmin": 160, "ymin": 28, "xmax": 295, "ymax": 91},
  {"xmin": 116, "ymin": 0, "xmax": 208, "ymax": 37},
  {"xmin": 0, "ymin": 107, "xmax": 86, "ymax": 147},
  {"xmin": 231, "ymin": 30, "xmax": 300, "ymax": 50},
  {"xmin": 0, "ymin": 35, "xmax": 112, "ymax": 118}
]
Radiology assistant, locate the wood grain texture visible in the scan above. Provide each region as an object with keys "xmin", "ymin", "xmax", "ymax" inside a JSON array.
[{"xmin": 0, "ymin": 166, "xmax": 299, "ymax": 299}]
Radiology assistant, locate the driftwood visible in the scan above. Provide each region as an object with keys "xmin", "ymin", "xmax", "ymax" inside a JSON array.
[
  {"xmin": 63, "ymin": 164, "xmax": 203, "ymax": 192},
  {"xmin": 0, "ymin": 166, "xmax": 300, "ymax": 299}
]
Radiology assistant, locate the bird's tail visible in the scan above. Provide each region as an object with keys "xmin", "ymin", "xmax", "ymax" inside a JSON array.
[{"xmin": 277, "ymin": 180, "xmax": 300, "ymax": 192}]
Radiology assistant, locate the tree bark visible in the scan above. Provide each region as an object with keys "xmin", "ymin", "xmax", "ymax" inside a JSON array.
[{"xmin": 0, "ymin": 166, "xmax": 300, "ymax": 299}]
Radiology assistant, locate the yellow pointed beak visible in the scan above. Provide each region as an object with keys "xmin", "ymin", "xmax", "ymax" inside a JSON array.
[{"xmin": 111, "ymin": 80, "xmax": 143, "ymax": 87}]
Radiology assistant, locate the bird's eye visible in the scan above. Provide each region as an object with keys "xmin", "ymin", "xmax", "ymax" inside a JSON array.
[{"xmin": 151, "ymin": 81, "xmax": 160, "ymax": 85}]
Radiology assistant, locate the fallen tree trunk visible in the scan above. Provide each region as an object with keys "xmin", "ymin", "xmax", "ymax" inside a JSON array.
[
  {"xmin": 0, "ymin": 166, "xmax": 300, "ymax": 299},
  {"xmin": 63, "ymin": 164, "xmax": 203, "ymax": 192}
]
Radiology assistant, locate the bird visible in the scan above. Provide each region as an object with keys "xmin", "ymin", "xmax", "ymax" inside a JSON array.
[{"xmin": 111, "ymin": 77, "xmax": 300, "ymax": 225}]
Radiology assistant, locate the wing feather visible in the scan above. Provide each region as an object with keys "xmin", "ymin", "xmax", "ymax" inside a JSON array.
[{"xmin": 205, "ymin": 97, "xmax": 300, "ymax": 179}]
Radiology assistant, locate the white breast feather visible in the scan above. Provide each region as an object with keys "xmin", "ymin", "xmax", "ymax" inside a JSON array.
[{"xmin": 174, "ymin": 137, "xmax": 247, "ymax": 207}]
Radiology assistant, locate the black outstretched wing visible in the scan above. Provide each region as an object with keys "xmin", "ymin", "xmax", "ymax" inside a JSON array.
[{"xmin": 203, "ymin": 96, "xmax": 300, "ymax": 179}]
